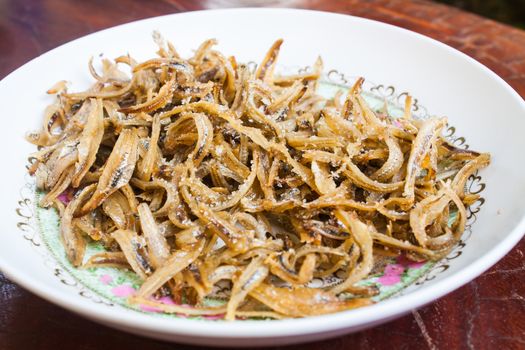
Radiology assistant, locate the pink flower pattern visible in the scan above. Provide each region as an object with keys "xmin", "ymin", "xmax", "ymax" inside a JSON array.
[
  {"xmin": 111, "ymin": 285, "xmax": 136, "ymax": 297},
  {"xmin": 99, "ymin": 274, "xmax": 113, "ymax": 285},
  {"xmin": 377, "ymin": 255, "xmax": 426, "ymax": 286},
  {"xmin": 377, "ymin": 264, "xmax": 404, "ymax": 285},
  {"xmin": 57, "ymin": 189, "xmax": 73, "ymax": 204}
]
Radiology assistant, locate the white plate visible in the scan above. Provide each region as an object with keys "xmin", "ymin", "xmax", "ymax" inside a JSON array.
[{"xmin": 1, "ymin": 8, "xmax": 524, "ymax": 347}]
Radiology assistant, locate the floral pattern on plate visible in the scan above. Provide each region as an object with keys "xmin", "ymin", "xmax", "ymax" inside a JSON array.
[{"xmin": 19, "ymin": 74, "xmax": 486, "ymax": 319}]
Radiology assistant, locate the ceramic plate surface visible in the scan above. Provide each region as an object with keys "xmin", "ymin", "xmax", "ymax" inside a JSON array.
[{"xmin": 1, "ymin": 8, "xmax": 524, "ymax": 347}]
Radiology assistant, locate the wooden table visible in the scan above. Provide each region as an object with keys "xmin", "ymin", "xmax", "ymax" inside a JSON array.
[{"xmin": 1, "ymin": 1, "xmax": 524, "ymax": 349}]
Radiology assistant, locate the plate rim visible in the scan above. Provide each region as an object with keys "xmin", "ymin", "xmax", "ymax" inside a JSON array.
[{"xmin": 1, "ymin": 7, "xmax": 525, "ymax": 340}]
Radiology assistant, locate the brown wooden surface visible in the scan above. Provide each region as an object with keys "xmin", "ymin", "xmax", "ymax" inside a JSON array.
[{"xmin": 1, "ymin": 0, "xmax": 525, "ymax": 349}]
